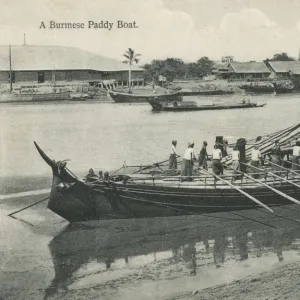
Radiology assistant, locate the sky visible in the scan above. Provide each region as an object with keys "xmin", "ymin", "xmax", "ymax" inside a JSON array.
[{"xmin": 1, "ymin": 0, "xmax": 300, "ymax": 64}]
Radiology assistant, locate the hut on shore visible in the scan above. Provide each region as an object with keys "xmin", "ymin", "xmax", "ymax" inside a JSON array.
[{"xmin": 228, "ymin": 62, "xmax": 271, "ymax": 82}]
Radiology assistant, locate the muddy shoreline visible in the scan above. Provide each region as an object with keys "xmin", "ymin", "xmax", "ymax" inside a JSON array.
[{"xmin": 171, "ymin": 260, "xmax": 300, "ymax": 300}]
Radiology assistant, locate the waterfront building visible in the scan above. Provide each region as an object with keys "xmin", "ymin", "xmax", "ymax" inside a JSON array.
[
  {"xmin": 0, "ymin": 45, "xmax": 144, "ymax": 87},
  {"xmin": 212, "ymin": 63, "xmax": 229, "ymax": 79},
  {"xmin": 228, "ymin": 62, "xmax": 271, "ymax": 82},
  {"xmin": 266, "ymin": 61, "xmax": 300, "ymax": 80}
]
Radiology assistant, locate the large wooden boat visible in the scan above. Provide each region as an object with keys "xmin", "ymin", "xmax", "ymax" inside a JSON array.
[
  {"xmin": 273, "ymin": 82, "xmax": 295, "ymax": 94},
  {"xmin": 0, "ymin": 46, "xmax": 71, "ymax": 103},
  {"xmin": 34, "ymin": 123, "xmax": 300, "ymax": 223},
  {"xmin": 109, "ymin": 90, "xmax": 182, "ymax": 103},
  {"xmin": 239, "ymin": 82, "xmax": 294, "ymax": 94},
  {"xmin": 149, "ymin": 99, "xmax": 266, "ymax": 112},
  {"xmin": 0, "ymin": 91, "xmax": 70, "ymax": 103},
  {"xmin": 239, "ymin": 85, "xmax": 274, "ymax": 93}
]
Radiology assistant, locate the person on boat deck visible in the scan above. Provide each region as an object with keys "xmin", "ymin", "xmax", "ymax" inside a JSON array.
[
  {"xmin": 231, "ymin": 146, "xmax": 240, "ymax": 181},
  {"xmin": 181, "ymin": 141, "xmax": 197, "ymax": 180},
  {"xmin": 211, "ymin": 144, "xmax": 223, "ymax": 175},
  {"xmin": 291, "ymin": 141, "xmax": 300, "ymax": 171},
  {"xmin": 85, "ymin": 168, "xmax": 97, "ymax": 182},
  {"xmin": 99, "ymin": 171, "xmax": 103, "ymax": 180},
  {"xmin": 223, "ymin": 139, "xmax": 229, "ymax": 157},
  {"xmin": 250, "ymin": 145, "xmax": 261, "ymax": 178},
  {"xmin": 270, "ymin": 140, "xmax": 282, "ymax": 172},
  {"xmin": 169, "ymin": 140, "xmax": 178, "ymax": 170},
  {"xmin": 198, "ymin": 141, "xmax": 208, "ymax": 170}
]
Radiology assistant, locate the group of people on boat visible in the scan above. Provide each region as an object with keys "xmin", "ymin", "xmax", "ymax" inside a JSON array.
[
  {"xmin": 168, "ymin": 137, "xmax": 300, "ymax": 181},
  {"xmin": 85, "ymin": 168, "xmax": 109, "ymax": 182},
  {"xmin": 169, "ymin": 139, "xmax": 228, "ymax": 179}
]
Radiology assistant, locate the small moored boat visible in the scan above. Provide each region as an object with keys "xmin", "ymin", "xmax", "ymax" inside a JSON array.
[
  {"xmin": 148, "ymin": 99, "xmax": 266, "ymax": 112},
  {"xmin": 109, "ymin": 90, "xmax": 182, "ymax": 103},
  {"xmin": 181, "ymin": 89, "xmax": 234, "ymax": 96}
]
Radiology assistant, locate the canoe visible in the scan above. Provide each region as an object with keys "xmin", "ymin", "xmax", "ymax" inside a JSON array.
[
  {"xmin": 34, "ymin": 131, "xmax": 300, "ymax": 223},
  {"xmin": 109, "ymin": 90, "xmax": 182, "ymax": 103},
  {"xmin": 0, "ymin": 91, "xmax": 70, "ymax": 103},
  {"xmin": 149, "ymin": 99, "xmax": 266, "ymax": 112}
]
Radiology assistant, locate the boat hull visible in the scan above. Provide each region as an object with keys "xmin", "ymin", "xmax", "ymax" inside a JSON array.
[
  {"xmin": 34, "ymin": 142, "xmax": 300, "ymax": 223},
  {"xmin": 46, "ymin": 177, "xmax": 300, "ymax": 222},
  {"xmin": 109, "ymin": 91, "xmax": 182, "ymax": 103},
  {"xmin": 181, "ymin": 90, "xmax": 234, "ymax": 96},
  {"xmin": 149, "ymin": 99, "xmax": 266, "ymax": 112},
  {"xmin": 0, "ymin": 91, "xmax": 70, "ymax": 103}
]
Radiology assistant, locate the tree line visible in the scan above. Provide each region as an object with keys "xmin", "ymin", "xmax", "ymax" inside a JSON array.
[
  {"xmin": 142, "ymin": 57, "xmax": 215, "ymax": 82},
  {"xmin": 122, "ymin": 48, "xmax": 298, "ymax": 85}
]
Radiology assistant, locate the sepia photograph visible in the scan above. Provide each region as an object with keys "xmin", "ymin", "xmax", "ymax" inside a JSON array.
[{"xmin": 1, "ymin": 0, "xmax": 300, "ymax": 299}]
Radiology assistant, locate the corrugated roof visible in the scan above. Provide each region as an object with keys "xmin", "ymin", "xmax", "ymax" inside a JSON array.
[
  {"xmin": 229, "ymin": 62, "xmax": 270, "ymax": 73},
  {"xmin": 289, "ymin": 65, "xmax": 300, "ymax": 75},
  {"xmin": 0, "ymin": 45, "xmax": 144, "ymax": 72},
  {"xmin": 213, "ymin": 63, "xmax": 228, "ymax": 71},
  {"xmin": 268, "ymin": 61, "xmax": 300, "ymax": 73}
]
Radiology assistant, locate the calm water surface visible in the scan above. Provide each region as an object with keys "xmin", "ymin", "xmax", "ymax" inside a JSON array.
[
  {"xmin": 0, "ymin": 93, "xmax": 299, "ymax": 177},
  {"xmin": 0, "ymin": 94, "xmax": 300, "ymax": 300}
]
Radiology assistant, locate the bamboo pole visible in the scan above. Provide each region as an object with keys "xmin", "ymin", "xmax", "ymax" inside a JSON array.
[
  {"xmin": 267, "ymin": 161, "xmax": 300, "ymax": 177},
  {"xmin": 225, "ymin": 123, "xmax": 300, "ymax": 166},
  {"xmin": 228, "ymin": 166, "xmax": 300, "ymax": 205},
  {"xmin": 200, "ymin": 169, "xmax": 274, "ymax": 212},
  {"xmin": 8, "ymin": 196, "xmax": 49, "ymax": 217},
  {"xmin": 240, "ymin": 162, "xmax": 300, "ymax": 190}
]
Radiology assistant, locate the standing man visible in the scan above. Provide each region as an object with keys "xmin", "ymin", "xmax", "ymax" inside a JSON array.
[
  {"xmin": 169, "ymin": 140, "xmax": 178, "ymax": 170},
  {"xmin": 231, "ymin": 145, "xmax": 241, "ymax": 181},
  {"xmin": 211, "ymin": 144, "xmax": 223, "ymax": 175},
  {"xmin": 251, "ymin": 145, "xmax": 261, "ymax": 178},
  {"xmin": 181, "ymin": 141, "xmax": 197, "ymax": 180},
  {"xmin": 292, "ymin": 141, "xmax": 300, "ymax": 171},
  {"xmin": 270, "ymin": 140, "xmax": 282, "ymax": 172},
  {"xmin": 198, "ymin": 141, "xmax": 208, "ymax": 170}
]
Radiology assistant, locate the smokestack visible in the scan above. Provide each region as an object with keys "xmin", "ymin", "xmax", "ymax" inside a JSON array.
[{"xmin": 23, "ymin": 33, "xmax": 26, "ymax": 46}]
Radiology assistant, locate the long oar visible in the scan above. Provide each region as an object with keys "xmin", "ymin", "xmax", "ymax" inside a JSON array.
[
  {"xmin": 241, "ymin": 162, "xmax": 300, "ymax": 190},
  {"xmin": 8, "ymin": 196, "xmax": 49, "ymax": 217},
  {"xmin": 267, "ymin": 161, "xmax": 300, "ymax": 177},
  {"xmin": 200, "ymin": 169, "xmax": 274, "ymax": 213},
  {"xmin": 229, "ymin": 167, "xmax": 300, "ymax": 206}
]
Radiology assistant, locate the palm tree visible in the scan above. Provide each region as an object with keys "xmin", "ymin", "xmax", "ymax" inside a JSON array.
[{"xmin": 123, "ymin": 48, "xmax": 141, "ymax": 93}]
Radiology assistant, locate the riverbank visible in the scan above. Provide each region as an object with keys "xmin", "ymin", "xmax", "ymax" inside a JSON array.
[{"xmin": 171, "ymin": 260, "xmax": 300, "ymax": 300}]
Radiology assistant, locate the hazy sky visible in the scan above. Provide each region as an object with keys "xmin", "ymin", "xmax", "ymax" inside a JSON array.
[{"xmin": 1, "ymin": 0, "xmax": 300, "ymax": 64}]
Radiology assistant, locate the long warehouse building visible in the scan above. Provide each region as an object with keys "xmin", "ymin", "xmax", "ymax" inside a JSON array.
[{"xmin": 0, "ymin": 45, "xmax": 144, "ymax": 86}]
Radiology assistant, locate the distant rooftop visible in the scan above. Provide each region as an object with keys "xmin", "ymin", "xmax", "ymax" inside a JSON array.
[
  {"xmin": 0, "ymin": 45, "xmax": 144, "ymax": 72},
  {"xmin": 229, "ymin": 62, "xmax": 270, "ymax": 73},
  {"xmin": 267, "ymin": 61, "xmax": 300, "ymax": 73}
]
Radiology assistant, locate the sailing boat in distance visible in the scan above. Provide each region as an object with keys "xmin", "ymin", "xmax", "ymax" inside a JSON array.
[{"xmin": 0, "ymin": 45, "xmax": 70, "ymax": 103}]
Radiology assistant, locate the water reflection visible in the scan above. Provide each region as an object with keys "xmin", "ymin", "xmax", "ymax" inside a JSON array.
[{"xmin": 44, "ymin": 218, "xmax": 300, "ymax": 299}]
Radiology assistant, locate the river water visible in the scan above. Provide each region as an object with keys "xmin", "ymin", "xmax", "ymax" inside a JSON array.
[{"xmin": 0, "ymin": 93, "xmax": 300, "ymax": 300}]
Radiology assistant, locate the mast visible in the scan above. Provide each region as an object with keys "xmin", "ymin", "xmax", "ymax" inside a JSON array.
[
  {"xmin": 52, "ymin": 69, "xmax": 56, "ymax": 92},
  {"xmin": 9, "ymin": 45, "xmax": 12, "ymax": 92}
]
